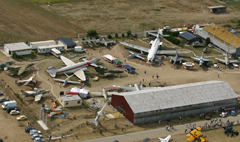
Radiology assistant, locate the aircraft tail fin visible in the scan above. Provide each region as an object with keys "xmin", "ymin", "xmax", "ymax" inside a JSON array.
[
  {"xmin": 140, "ymin": 50, "xmax": 143, "ymax": 54},
  {"xmin": 21, "ymin": 90, "xmax": 28, "ymax": 97},
  {"xmin": 158, "ymin": 138, "xmax": 164, "ymax": 142},
  {"xmin": 46, "ymin": 66, "xmax": 58, "ymax": 77}
]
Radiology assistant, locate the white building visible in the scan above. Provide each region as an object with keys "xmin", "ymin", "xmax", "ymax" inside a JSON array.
[
  {"xmin": 4, "ymin": 42, "xmax": 31, "ymax": 56},
  {"xmin": 30, "ymin": 40, "xmax": 56, "ymax": 49},
  {"xmin": 58, "ymin": 95, "xmax": 82, "ymax": 108},
  {"xmin": 38, "ymin": 44, "xmax": 64, "ymax": 54}
]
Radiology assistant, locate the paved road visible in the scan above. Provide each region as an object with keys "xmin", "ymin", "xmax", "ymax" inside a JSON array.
[{"xmin": 82, "ymin": 114, "xmax": 240, "ymax": 142}]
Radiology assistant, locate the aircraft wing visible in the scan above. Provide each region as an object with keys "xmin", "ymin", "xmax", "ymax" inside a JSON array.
[
  {"xmin": 113, "ymin": 85, "xmax": 136, "ymax": 91},
  {"xmin": 18, "ymin": 66, "xmax": 27, "ymax": 75},
  {"xmin": 157, "ymin": 50, "xmax": 191, "ymax": 55},
  {"xmin": 53, "ymin": 78, "xmax": 65, "ymax": 83},
  {"xmin": 23, "ymin": 80, "xmax": 31, "ymax": 86},
  {"xmin": 81, "ymin": 58, "xmax": 99, "ymax": 67},
  {"xmin": 202, "ymin": 58, "xmax": 213, "ymax": 62},
  {"xmin": 53, "ymin": 78, "xmax": 81, "ymax": 84},
  {"xmin": 165, "ymin": 135, "xmax": 171, "ymax": 141},
  {"xmin": 190, "ymin": 56, "xmax": 201, "ymax": 61},
  {"xmin": 60, "ymin": 56, "xmax": 75, "ymax": 67},
  {"xmin": 56, "ymin": 106, "xmax": 62, "ymax": 109},
  {"xmin": 215, "ymin": 57, "xmax": 225, "ymax": 63},
  {"xmin": 229, "ymin": 60, "xmax": 238, "ymax": 63},
  {"xmin": 186, "ymin": 135, "xmax": 195, "ymax": 142},
  {"xmin": 34, "ymin": 94, "xmax": 42, "ymax": 102},
  {"xmin": 169, "ymin": 56, "xmax": 184, "ymax": 62},
  {"xmin": 120, "ymin": 41, "xmax": 150, "ymax": 53},
  {"xmin": 148, "ymin": 32, "xmax": 157, "ymax": 37},
  {"xmin": 74, "ymin": 69, "xmax": 86, "ymax": 81},
  {"xmin": 48, "ymin": 112, "xmax": 57, "ymax": 117},
  {"xmin": 135, "ymin": 55, "xmax": 145, "ymax": 60}
]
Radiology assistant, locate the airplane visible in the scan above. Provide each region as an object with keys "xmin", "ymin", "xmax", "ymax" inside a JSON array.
[
  {"xmin": 113, "ymin": 83, "xmax": 161, "ymax": 91},
  {"xmin": 159, "ymin": 135, "xmax": 171, "ymax": 142},
  {"xmin": 186, "ymin": 127, "xmax": 207, "ymax": 142},
  {"xmin": 46, "ymin": 56, "xmax": 100, "ymax": 81},
  {"xmin": 215, "ymin": 54, "xmax": 239, "ymax": 66},
  {"xmin": 91, "ymin": 102, "xmax": 107, "ymax": 126},
  {"xmin": 120, "ymin": 28, "xmax": 191, "ymax": 62},
  {"xmin": 53, "ymin": 72, "xmax": 81, "ymax": 87},
  {"xmin": 91, "ymin": 88, "xmax": 118, "ymax": 99},
  {"xmin": 128, "ymin": 50, "xmax": 145, "ymax": 60},
  {"xmin": 4, "ymin": 62, "xmax": 36, "ymax": 76},
  {"xmin": 94, "ymin": 66, "xmax": 124, "ymax": 77},
  {"xmin": 190, "ymin": 52, "xmax": 213, "ymax": 67},
  {"xmin": 21, "ymin": 89, "xmax": 49, "ymax": 102},
  {"xmin": 0, "ymin": 61, "xmax": 15, "ymax": 69},
  {"xmin": 17, "ymin": 73, "xmax": 37, "ymax": 86},
  {"xmin": 223, "ymin": 124, "xmax": 239, "ymax": 137},
  {"xmin": 96, "ymin": 36, "xmax": 116, "ymax": 47},
  {"xmin": 169, "ymin": 52, "xmax": 185, "ymax": 65},
  {"xmin": 44, "ymin": 106, "xmax": 69, "ymax": 118},
  {"xmin": 79, "ymin": 38, "xmax": 97, "ymax": 48}
]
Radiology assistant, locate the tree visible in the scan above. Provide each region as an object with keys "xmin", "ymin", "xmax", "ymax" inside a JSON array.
[
  {"xmin": 87, "ymin": 30, "xmax": 97, "ymax": 37},
  {"xmin": 115, "ymin": 33, "xmax": 118, "ymax": 38},
  {"xmin": 238, "ymin": 20, "xmax": 240, "ymax": 26},
  {"xmin": 205, "ymin": 37, "xmax": 211, "ymax": 46},
  {"xmin": 122, "ymin": 33, "xmax": 125, "ymax": 38},
  {"xmin": 127, "ymin": 30, "xmax": 131, "ymax": 37},
  {"xmin": 107, "ymin": 35, "xmax": 112, "ymax": 39}
]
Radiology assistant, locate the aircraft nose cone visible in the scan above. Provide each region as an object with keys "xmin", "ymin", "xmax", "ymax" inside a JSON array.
[{"xmin": 87, "ymin": 62, "xmax": 91, "ymax": 65}]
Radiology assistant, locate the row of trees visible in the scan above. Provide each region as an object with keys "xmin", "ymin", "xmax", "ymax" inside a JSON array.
[{"xmin": 87, "ymin": 30, "xmax": 134, "ymax": 39}]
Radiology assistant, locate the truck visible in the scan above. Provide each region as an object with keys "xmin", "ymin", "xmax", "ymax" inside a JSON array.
[
  {"xmin": 74, "ymin": 46, "xmax": 85, "ymax": 53},
  {"xmin": 2, "ymin": 100, "xmax": 17, "ymax": 110},
  {"xmin": 51, "ymin": 48, "xmax": 61, "ymax": 58}
]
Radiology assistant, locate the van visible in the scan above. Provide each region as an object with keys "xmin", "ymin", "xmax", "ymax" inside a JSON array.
[
  {"xmin": 2, "ymin": 100, "xmax": 17, "ymax": 110},
  {"xmin": 74, "ymin": 46, "xmax": 85, "ymax": 53}
]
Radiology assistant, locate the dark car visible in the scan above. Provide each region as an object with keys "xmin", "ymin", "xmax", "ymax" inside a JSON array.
[
  {"xmin": 205, "ymin": 115, "xmax": 210, "ymax": 120},
  {"xmin": 0, "ymin": 92, "xmax": 3, "ymax": 95},
  {"xmin": 25, "ymin": 127, "xmax": 36, "ymax": 133},
  {"xmin": 6, "ymin": 107, "xmax": 19, "ymax": 113},
  {"xmin": 0, "ymin": 98, "xmax": 9, "ymax": 103}
]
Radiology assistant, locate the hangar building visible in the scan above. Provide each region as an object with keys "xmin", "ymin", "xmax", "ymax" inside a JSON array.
[
  {"xmin": 111, "ymin": 81, "xmax": 238, "ymax": 124},
  {"xmin": 58, "ymin": 37, "xmax": 76, "ymax": 49},
  {"xmin": 4, "ymin": 42, "xmax": 31, "ymax": 56}
]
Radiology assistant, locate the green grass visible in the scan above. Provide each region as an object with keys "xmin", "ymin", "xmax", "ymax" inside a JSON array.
[
  {"xmin": 115, "ymin": 17, "xmax": 126, "ymax": 20},
  {"xmin": 153, "ymin": 9, "xmax": 161, "ymax": 11}
]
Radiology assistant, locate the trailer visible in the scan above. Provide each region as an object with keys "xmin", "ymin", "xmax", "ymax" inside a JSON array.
[
  {"xmin": 30, "ymin": 40, "xmax": 56, "ymax": 49},
  {"xmin": 38, "ymin": 44, "xmax": 65, "ymax": 54}
]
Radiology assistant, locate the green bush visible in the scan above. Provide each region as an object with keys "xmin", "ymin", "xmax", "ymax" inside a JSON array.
[
  {"xmin": 87, "ymin": 30, "xmax": 97, "ymax": 37},
  {"xmin": 115, "ymin": 33, "xmax": 118, "ymax": 38},
  {"xmin": 127, "ymin": 30, "xmax": 131, "ymax": 37},
  {"xmin": 108, "ymin": 35, "xmax": 112, "ymax": 39},
  {"xmin": 122, "ymin": 33, "xmax": 125, "ymax": 38}
]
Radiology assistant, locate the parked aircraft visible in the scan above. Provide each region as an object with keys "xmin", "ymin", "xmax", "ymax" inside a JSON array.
[
  {"xmin": 44, "ymin": 106, "xmax": 68, "ymax": 118},
  {"xmin": 215, "ymin": 54, "xmax": 239, "ymax": 66},
  {"xmin": 223, "ymin": 124, "xmax": 239, "ymax": 137},
  {"xmin": 0, "ymin": 61, "xmax": 15, "ymax": 69},
  {"xmin": 159, "ymin": 135, "xmax": 171, "ymax": 142},
  {"xmin": 128, "ymin": 50, "xmax": 145, "ymax": 60},
  {"xmin": 186, "ymin": 127, "xmax": 207, "ymax": 142},
  {"xmin": 94, "ymin": 66, "xmax": 123, "ymax": 77},
  {"xmin": 46, "ymin": 56, "xmax": 100, "ymax": 81},
  {"xmin": 91, "ymin": 102, "xmax": 107, "ymax": 126},
  {"xmin": 113, "ymin": 83, "xmax": 161, "ymax": 91},
  {"xmin": 53, "ymin": 73, "xmax": 81, "ymax": 87},
  {"xmin": 21, "ymin": 89, "xmax": 49, "ymax": 102},
  {"xmin": 96, "ymin": 36, "xmax": 116, "ymax": 47},
  {"xmin": 91, "ymin": 88, "xmax": 118, "ymax": 99},
  {"xmin": 17, "ymin": 73, "xmax": 37, "ymax": 86},
  {"xmin": 169, "ymin": 52, "xmax": 184, "ymax": 65},
  {"xmin": 120, "ymin": 29, "xmax": 190, "ymax": 62},
  {"xmin": 190, "ymin": 52, "xmax": 213, "ymax": 67},
  {"xmin": 79, "ymin": 38, "xmax": 97, "ymax": 48},
  {"xmin": 5, "ymin": 62, "xmax": 36, "ymax": 76}
]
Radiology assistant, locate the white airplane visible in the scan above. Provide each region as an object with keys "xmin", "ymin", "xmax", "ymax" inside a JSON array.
[
  {"xmin": 113, "ymin": 83, "xmax": 161, "ymax": 91},
  {"xmin": 159, "ymin": 135, "xmax": 171, "ymax": 142},
  {"xmin": 120, "ymin": 28, "xmax": 191, "ymax": 62},
  {"xmin": 46, "ymin": 56, "xmax": 100, "ymax": 81},
  {"xmin": 53, "ymin": 73, "xmax": 81, "ymax": 87},
  {"xmin": 215, "ymin": 54, "xmax": 239, "ymax": 66},
  {"xmin": 18, "ymin": 73, "xmax": 37, "ymax": 85},
  {"xmin": 90, "ymin": 102, "xmax": 107, "ymax": 126},
  {"xmin": 190, "ymin": 52, "xmax": 213, "ymax": 67}
]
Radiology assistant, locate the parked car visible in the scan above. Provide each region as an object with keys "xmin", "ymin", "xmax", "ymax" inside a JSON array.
[
  {"xmin": 31, "ymin": 134, "xmax": 43, "ymax": 140},
  {"xmin": 0, "ymin": 98, "xmax": 9, "ymax": 103},
  {"xmin": 204, "ymin": 115, "xmax": 210, "ymax": 120},
  {"xmin": 10, "ymin": 109, "xmax": 20, "ymax": 115},
  {"xmin": 0, "ymin": 92, "xmax": 3, "ymax": 95},
  {"xmin": 7, "ymin": 107, "xmax": 19, "ymax": 113},
  {"xmin": 220, "ymin": 112, "xmax": 228, "ymax": 117},
  {"xmin": 16, "ymin": 115, "xmax": 27, "ymax": 121},
  {"xmin": 34, "ymin": 137, "xmax": 45, "ymax": 142},
  {"xmin": 231, "ymin": 110, "xmax": 236, "ymax": 116},
  {"xmin": 25, "ymin": 127, "xmax": 36, "ymax": 133},
  {"xmin": 30, "ymin": 130, "xmax": 41, "ymax": 135}
]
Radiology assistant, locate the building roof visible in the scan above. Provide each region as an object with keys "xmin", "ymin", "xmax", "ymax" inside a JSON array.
[
  {"xmin": 5, "ymin": 42, "xmax": 31, "ymax": 51},
  {"xmin": 30, "ymin": 40, "xmax": 56, "ymax": 45},
  {"xmin": 179, "ymin": 32, "xmax": 198, "ymax": 41},
  {"xmin": 103, "ymin": 54, "xmax": 116, "ymax": 61},
  {"xmin": 123, "ymin": 65, "xmax": 135, "ymax": 70},
  {"xmin": 38, "ymin": 44, "xmax": 65, "ymax": 49},
  {"xmin": 114, "ymin": 81, "xmax": 237, "ymax": 114},
  {"xmin": 203, "ymin": 24, "xmax": 240, "ymax": 48},
  {"xmin": 61, "ymin": 95, "xmax": 81, "ymax": 102},
  {"xmin": 58, "ymin": 37, "xmax": 76, "ymax": 46},
  {"xmin": 207, "ymin": 6, "xmax": 226, "ymax": 9}
]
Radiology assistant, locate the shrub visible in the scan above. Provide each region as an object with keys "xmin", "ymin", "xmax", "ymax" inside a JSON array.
[
  {"xmin": 100, "ymin": 130, "xmax": 102, "ymax": 135},
  {"xmin": 115, "ymin": 33, "xmax": 118, "ymax": 38},
  {"xmin": 87, "ymin": 30, "xmax": 97, "ymax": 37},
  {"xmin": 127, "ymin": 30, "xmax": 131, "ymax": 37},
  {"xmin": 122, "ymin": 33, "xmax": 125, "ymax": 38},
  {"xmin": 107, "ymin": 35, "xmax": 112, "ymax": 39}
]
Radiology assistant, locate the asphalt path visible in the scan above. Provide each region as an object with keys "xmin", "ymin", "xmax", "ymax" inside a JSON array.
[{"xmin": 82, "ymin": 114, "xmax": 240, "ymax": 142}]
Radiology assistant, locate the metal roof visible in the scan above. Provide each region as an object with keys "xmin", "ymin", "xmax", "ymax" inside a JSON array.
[
  {"xmin": 5, "ymin": 42, "xmax": 31, "ymax": 51},
  {"xmin": 207, "ymin": 6, "xmax": 226, "ymax": 9},
  {"xmin": 30, "ymin": 40, "xmax": 56, "ymax": 45},
  {"xmin": 58, "ymin": 37, "xmax": 76, "ymax": 46},
  {"xmin": 203, "ymin": 24, "xmax": 240, "ymax": 48},
  {"xmin": 179, "ymin": 32, "xmax": 198, "ymax": 41},
  {"xmin": 38, "ymin": 44, "xmax": 65, "ymax": 49},
  {"xmin": 103, "ymin": 54, "xmax": 117, "ymax": 60},
  {"xmin": 114, "ymin": 81, "xmax": 237, "ymax": 114},
  {"xmin": 61, "ymin": 95, "xmax": 81, "ymax": 102}
]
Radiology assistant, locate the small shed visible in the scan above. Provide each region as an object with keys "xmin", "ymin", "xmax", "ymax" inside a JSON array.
[
  {"xmin": 59, "ymin": 95, "xmax": 82, "ymax": 108},
  {"xmin": 30, "ymin": 40, "xmax": 56, "ymax": 49},
  {"xmin": 179, "ymin": 32, "xmax": 203, "ymax": 44},
  {"xmin": 102, "ymin": 54, "xmax": 117, "ymax": 63},
  {"xmin": 114, "ymin": 60, "xmax": 123, "ymax": 67},
  {"xmin": 208, "ymin": 6, "xmax": 227, "ymax": 14},
  {"xmin": 58, "ymin": 37, "xmax": 76, "ymax": 49},
  {"xmin": 123, "ymin": 65, "xmax": 135, "ymax": 74},
  {"xmin": 4, "ymin": 42, "xmax": 31, "ymax": 56}
]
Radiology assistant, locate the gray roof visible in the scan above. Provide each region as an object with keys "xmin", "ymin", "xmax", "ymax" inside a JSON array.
[
  {"xmin": 179, "ymin": 32, "xmax": 198, "ymax": 41},
  {"xmin": 61, "ymin": 95, "xmax": 81, "ymax": 101},
  {"xmin": 5, "ymin": 42, "xmax": 31, "ymax": 51},
  {"xmin": 207, "ymin": 6, "xmax": 226, "ymax": 9},
  {"xmin": 115, "ymin": 81, "xmax": 237, "ymax": 114},
  {"xmin": 58, "ymin": 37, "xmax": 76, "ymax": 46}
]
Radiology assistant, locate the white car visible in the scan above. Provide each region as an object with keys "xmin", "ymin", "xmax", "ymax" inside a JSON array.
[
  {"xmin": 31, "ymin": 134, "xmax": 43, "ymax": 140},
  {"xmin": 220, "ymin": 112, "xmax": 228, "ymax": 117},
  {"xmin": 30, "ymin": 130, "xmax": 41, "ymax": 135},
  {"xmin": 34, "ymin": 137, "xmax": 45, "ymax": 142},
  {"xmin": 10, "ymin": 110, "xmax": 20, "ymax": 115},
  {"xmin": 214, "ymin": 63, "xmax": 218, "ymax": 68},
  {"xmin": 233, "ymin": 63, "xmax": 239, "ymax": 68}
]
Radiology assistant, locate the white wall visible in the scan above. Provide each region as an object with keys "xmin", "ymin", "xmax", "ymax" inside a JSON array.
[{"xmin": 30, "ymin": 40, "xmax": 56, "ymax": 49}]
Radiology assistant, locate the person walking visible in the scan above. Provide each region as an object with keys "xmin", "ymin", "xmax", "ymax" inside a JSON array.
[{"xmin": 152, "ymin": 75, "xmax": 154, "ymax": 79}]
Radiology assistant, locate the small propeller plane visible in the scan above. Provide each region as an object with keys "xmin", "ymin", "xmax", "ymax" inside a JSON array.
[
  {"xmin": 223, "ymin": 124, "xmax": 239, "ymax": 137},
  {"xmin": 128, "ymin": 50, "xmax": 145, "ymax": 60},
  {"xmin": 95, "ymin": 36, "xmax": 116, "ymax": 47},
  {"xmin": 44, "ymin": 106, "xmax": 69, "ymax": 118},
  {"xmin": 53, "ymin": 73, "xmax": 81, "ymax": 87},
  {"xmin": 190, "ymin": 52, "xmax": 213, "ymax": 67},
  {"xmin": 21, "ymin": 89, "xmax": 49, "ymax": 102},
  {"xmin": 4, "ymin": 62, "xmax": 36, "ymax": 76},
  {"xmin": 215, "ymin": 54, "xmax": 239, "ymax": 66},
  {"xmin": 17, "ymin": 73, "xmax": 37, "ymax": 86},
  {"xmin": 186, "ymin": 127, "xmax": 207, "ymax": 142},
  {"xmin": 159, "ymin": 135, "xmax": 171, "ymax": 142},
  {"xmin": 90, "ymin": 102, "xmax": 107, "ymax": 126},
  {"xmin": 169, "ymin": 52, "xmax": 185, "ymax": 65},
  {"xmin": 0, "ymin": 61, "xmax": 15, "ymax": 69}
]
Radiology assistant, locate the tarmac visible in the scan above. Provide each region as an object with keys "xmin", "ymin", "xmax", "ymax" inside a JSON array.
[{"xmin": 81, "ymin": 114, "xmax": 240, "ymax": 142}]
